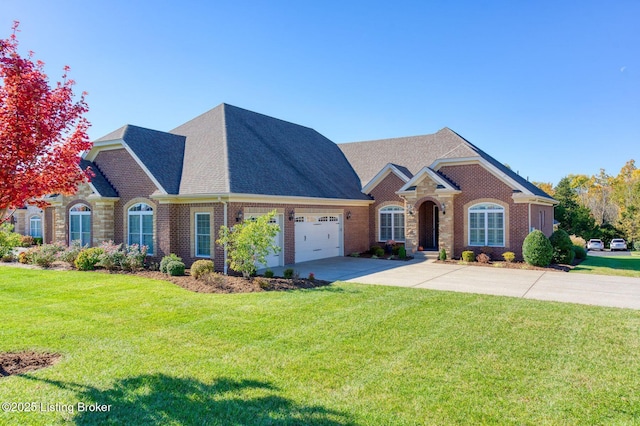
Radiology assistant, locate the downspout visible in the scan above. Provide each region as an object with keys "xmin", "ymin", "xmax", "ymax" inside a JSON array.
[
  {"xmin": 222, "ymin": 198, "xmax": 228, "ymax": 275},
  {"xmin": 528, "ymin": 203, "xmax": 531, "ymax": 233}
]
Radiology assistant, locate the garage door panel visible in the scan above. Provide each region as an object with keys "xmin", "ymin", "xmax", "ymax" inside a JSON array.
[{"xmin": 295, "ymin": 215, "xmax": 342, "ymax": 263}]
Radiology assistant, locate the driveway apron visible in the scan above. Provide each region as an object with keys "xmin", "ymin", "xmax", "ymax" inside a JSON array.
[{"xmin": 263, "ymin": 254, "xmax": 640, "ymax": 310}]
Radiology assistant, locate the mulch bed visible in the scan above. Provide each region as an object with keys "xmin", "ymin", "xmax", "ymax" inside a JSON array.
[
  {"xmin": 0, "ymin": 352, "xmax": 61, "ymax": 377},
  {"xmin": 131, "ymin": 271, "xmax": 332, "ymax": 294},
  {"xmin": 435, "ymin": 259, "xmax": 579, "ymax": 272}
]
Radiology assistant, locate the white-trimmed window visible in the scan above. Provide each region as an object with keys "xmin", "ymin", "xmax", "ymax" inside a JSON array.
[
  {"xmin": 379, "ymin": 206, "xmax": 405, "ymax": 242},
  {"xmin": 128, "ymin": 203, "xmax": 154, "ymax": 254},
  {"xmin": 70, "ymin": 204, "xmax": 91, "ymax": 246},
  {"xmin": 469, "ymin": 203, "xmax": 504, "ymax": 246},
  {"xmin": 29, "ymin": 216, "xmax": 42, "ymax": 238},
  {"xmin": 195, "ymin": 212, "xmax": 211, "ymax": 257}
]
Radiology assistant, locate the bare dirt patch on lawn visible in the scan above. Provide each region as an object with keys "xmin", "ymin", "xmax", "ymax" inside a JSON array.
[{"xmin": 0, "ymin": 352, "xmax": 61, "ymax": 377}]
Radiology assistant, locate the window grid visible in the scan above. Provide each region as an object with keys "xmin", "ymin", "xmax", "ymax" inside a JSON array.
[
  {"xmin": 195, "ymin": 213, "xmax": 211, "ymax": 257},
  {"xmin": 379, "ymin": 206, "xmax": 405, "ymax": 242},
  {"xmin": 468, "ymin": 203, "xmax": 504, "ymax": 247},
  {"xmin": 128, "ymin": 203, "xmax": 154, "ymax": 254}
]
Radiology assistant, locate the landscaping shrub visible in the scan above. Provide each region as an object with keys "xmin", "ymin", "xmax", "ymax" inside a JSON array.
[
  {"xmin": 20, "ymin": 235, "xmax": 35, "ymax": 247},
  {"xmin": 166, "ymin": 260, "xmax": 185, "ymax": 276},
  {"xmin": 308, "ymin": 272, "xmax": 315, "ymax": 281},
  {"xmin": 439, "ymin": 248, "xmax": 447, "ymax": 261},
  {"xmin": 398, "ymin": 246, "xmax": 407, "ymax": 259},
  {"xmin": 573, "ymin": 245, "xmax": 587, "ymax": 260},
  {"xmin": 96, "ymin": 241, "xmax": 125, "ymax": 271},
  {"xmin": 191, "ymin": 259, "xmax": 214, "ymax": 279},
  {"xmin": 160, "ymin": 254, "xmax": 182, "ymax": 274},
  {"xmin": 349, "ymin": 252, "xmax": 360, "ymax": 257},
  {"xmin": 522, "ymin": 230, "xmax": 553, "ymax": 267},
  {"xmin": 75, "ymin": 247, "xmax": 105, "ymax": 271},
  {"xmin": 370, "ymin": 246, "xmax": 384, "ymax": 257},
  {"xmin": 549, "ymin": 229, "xmax": 575, "ymax": 264},
  {"xmin": 58, "ymin": 240, "xmax": 86, "ymax": 265},
  {"xmin": 477, "ymin": 253, "xmax": 490, "ymax": 264},
  {"xmin": 256, "ymin": 278, "xmax": 270, "ymax": 290},
  {"xmin": 461, "ymin": 250, "xmax": 475, "ymax": 262},
  {"xmin": 2, "ymin": 253, "xmax": 14, "ymax": 262},
  {"xmin": 283, "ymin": 268, "xmax": 294, "ymax": 279},
  {"xmin": 216, "ymin": 210, "xmax": 281, "ymax": 279},
  {"xmin": 120, "ymin": 244, "xmax": 147, "ymax": 271},
  {"xmin": 634, "ymin": 241, "xmax": 640, "ymax": 252},
  {"xmin": 502, "ymin": 251, "xmax": 516, "ymax": 263},
  {"xmin": 28, "ymin": 243, "xmax": 65, "ymax": 268},
  {"xmin": 33, "ymin": 237, "xmax": 43, "ymax": 245},
  {"xmin": 264, "ymin": 269, "xmax": 274, "ymax": 278},
  {"xmin": 0, "ymin": 223, "xmax": 22, "ymax": 258},
  {"xmin": 18, "ymin": 250, "xmax": 31, "ymax": 264}
]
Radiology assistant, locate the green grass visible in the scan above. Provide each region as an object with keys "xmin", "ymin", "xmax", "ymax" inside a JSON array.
[
  {"xmin": 1, "ymin": 267, "xmax": 640, "ymax": 425},
  {"xmin": 572, "ymin": 254, "xmax": 640, "ymax": 277}
]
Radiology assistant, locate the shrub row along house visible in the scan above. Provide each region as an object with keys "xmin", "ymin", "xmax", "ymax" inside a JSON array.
[{"xmin": 16, "ymin": 103, "xmax": 556, "ymax": 270}]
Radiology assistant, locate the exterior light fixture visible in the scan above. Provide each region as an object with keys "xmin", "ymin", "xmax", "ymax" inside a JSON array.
[
  {"xmin": 346, "ymin": 211, "xmax": 352, "ymax": 220},
  {"xmin": 288, "ymin": 210, "xmax": 295, "ymax": 221},
  {"xmin": 441, "ymin": 202, "xmax": 446, "ymax": 215},
  {"xmin": 235, "ymin": 210, "xmax": 243, "ymax": 222}
]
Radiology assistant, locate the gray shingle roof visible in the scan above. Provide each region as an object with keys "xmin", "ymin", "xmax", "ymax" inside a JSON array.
[
  {"xmin": 80, "ymin": 159, "xmax": 118, "ymax": 197},
  {"xmin": 172, "ymin": 104, "xmax": 369, "ymax": 200},
  {"xmin": 339, "ymin": 128, "xmax": 477, "ymax": 187},
  {"xmin": 339, "ymin": 128, "xmax": 554, "ymax": 201},
  {"xmin": 95, "ymin": 125, "xmax": 186, "ymax": 194}
]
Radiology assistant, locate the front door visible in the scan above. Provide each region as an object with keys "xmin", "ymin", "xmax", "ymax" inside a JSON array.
[{"xmin": 419, "ymin": 201, "xmax": 439, "ymax": 250}]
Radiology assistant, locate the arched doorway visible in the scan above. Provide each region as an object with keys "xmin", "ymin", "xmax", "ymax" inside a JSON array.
[{"xmin": 418, "ymin": 200, "xmax": 439, "ymax": 250}]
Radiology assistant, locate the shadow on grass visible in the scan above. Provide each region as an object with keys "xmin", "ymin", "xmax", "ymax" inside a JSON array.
[{"xmin": 22, "ymin": 373, "xmax": 355, "ymax": 425}]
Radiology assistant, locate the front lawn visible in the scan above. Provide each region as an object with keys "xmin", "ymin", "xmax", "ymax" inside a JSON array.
[
  {"xmin": 1, "ymin": 267, "xmax": 639, "ymax": 424},
  {"xmin": 571, "ymin": 254, "xmax": 640, "ymax": 277}
]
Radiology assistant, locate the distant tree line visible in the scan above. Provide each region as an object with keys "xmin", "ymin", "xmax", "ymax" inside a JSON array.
[{"xmin": 533, "ymin": 160, "xmax": 640, "ymax": 249}]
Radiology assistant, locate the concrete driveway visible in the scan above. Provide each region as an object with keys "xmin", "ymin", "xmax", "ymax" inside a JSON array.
[{"xmin": 263, "ymin": 254, "xmax": 640, "ymax": 310}]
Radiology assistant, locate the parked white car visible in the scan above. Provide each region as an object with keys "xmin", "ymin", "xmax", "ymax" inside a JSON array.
[
  {"xmin": 609, "ymin": 238, "xmax": 628, "ymax": 251},
  {"xmin": 587, "ymin": 239, "xmax": 604, "ymax": 251}
]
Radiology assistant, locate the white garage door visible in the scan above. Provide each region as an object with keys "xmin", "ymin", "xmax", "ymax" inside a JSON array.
[
  {"xmin": 295, "ymin": 214, "xmax": 342, "ymax": 263},
  {"xmin": 248, "ymin": 214, "xmax": 284, "ymax": 269}
]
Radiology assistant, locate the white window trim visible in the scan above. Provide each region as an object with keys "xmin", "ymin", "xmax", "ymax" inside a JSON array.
[
  {"xmin": 29, "ymin": 216, "xmax": 42, "ymax": 238},
  {"xmin": 468, "ymin": 203, "xmax": 505, "ymax": 247},
  {"xmin": 128, "ymin": 203, "xmax": 154, "ymax": 255},
  {"xmin": 378, "ymin": 205, "xmax": 405, "ymax": 242},
  {"xmin": 195, "ymin": 212, "xmax": 211, "ymax": 258},
  {"xmin": 69, "ymin": 204, "xmax": 91, "ymax": 246}
]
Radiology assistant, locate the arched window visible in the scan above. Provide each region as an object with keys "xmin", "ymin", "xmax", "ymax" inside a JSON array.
[
  {"xmin": 128, "ymin": 203, "xmax": 154, "ymax": 254},
  {"xmin": 379, "ymin": 205, "xmax": 405, "ymax": 242},
  {"xmin": 29, "ymin": 216, "xmax": 42, "ymax": 238},
  {"xmin": 469, "ymin": 203, "xmax": 504, "ymax": 246},
  {"xmin": 70, "ymin": 204, "xmax": 91, "ymax": 246}
]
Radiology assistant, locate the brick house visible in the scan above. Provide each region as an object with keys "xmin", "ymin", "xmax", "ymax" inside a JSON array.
[
  {"xmin": 339, "ymin": 128, "xmax": 557, "ymax": 259},
  {"xmin": 29, "ymin": 103, "xmax": 554, "ymax": 269}
]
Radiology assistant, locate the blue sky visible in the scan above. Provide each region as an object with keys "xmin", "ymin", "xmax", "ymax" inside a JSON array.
[{"xmin": 2, "ymin": 1, "xmax": 638, "ymax": 185}]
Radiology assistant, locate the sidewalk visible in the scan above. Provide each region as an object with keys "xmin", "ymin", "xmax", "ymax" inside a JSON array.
[{"xmin": 263, "ymin": 254, "xmax": 640, "ymax": 310}]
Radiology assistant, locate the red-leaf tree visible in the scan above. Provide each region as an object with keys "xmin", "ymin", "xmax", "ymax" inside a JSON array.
[{"xmin": 0, "ymin": 22, "xmax": 92, "ymax": 222}]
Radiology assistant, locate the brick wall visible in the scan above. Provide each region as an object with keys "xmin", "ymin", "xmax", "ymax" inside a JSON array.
[
  {"xmin": 440, "ymin": 163, "xmax": 544, "ymax": 259},
  {"xmin": 367, "ymin": 173, "xmax": 406, "ymax": 247},
  {"xmin": 94, "ymin": 149, "xmax": 161, "ymax": 258}
]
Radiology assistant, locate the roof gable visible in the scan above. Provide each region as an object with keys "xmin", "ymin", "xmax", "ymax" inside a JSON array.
[
  {"xmin": 339, "ymin": 128, "xmax": 477, "ymax": 188},
  {"xmin": 362, "ymin": 163, "xmax": 413, "ymax": 194},
  {"xmin": 90, "ymin": 125, "xmax": 185, "ymax": 194}
]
